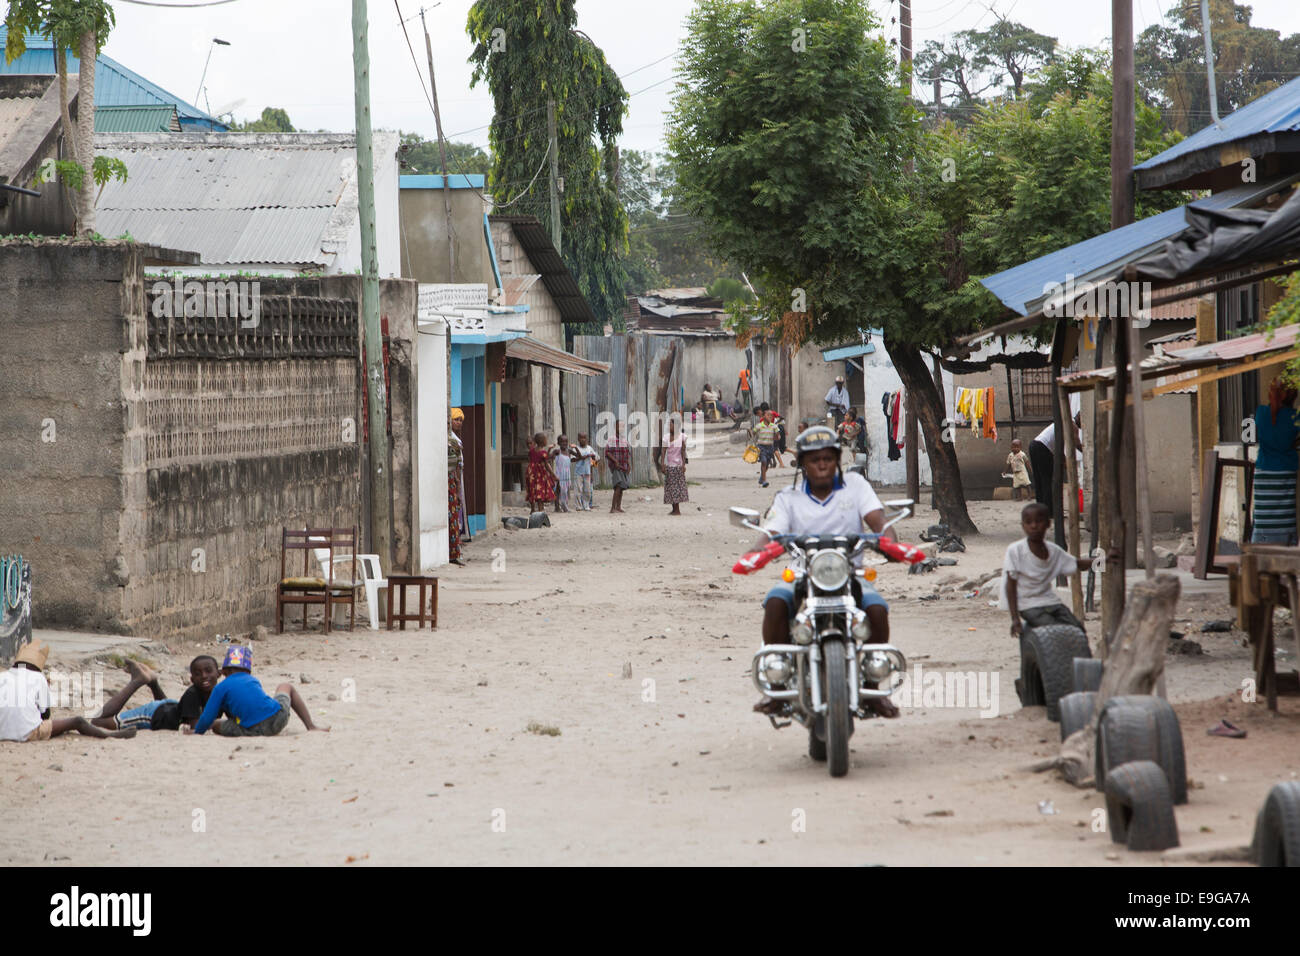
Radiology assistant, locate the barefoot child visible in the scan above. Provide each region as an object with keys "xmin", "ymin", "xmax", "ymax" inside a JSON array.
[
  {"xmin": 0, "ymin": 642, "xmax": 136, "ymax": 741},
  {"xmin": 1006, "ymin": 438, "xmax": 1032, "ymax": 502},
  {"xmin": 1001, "ymin": 502, "xmax": 1110, "ymax": 639},
  {"xmin": 188, "ymin": 646, "xmax": 328, "ymax": 736},
  {"xmin": 550, "ymin": 434, "xmax": 573, "ymax": 513},
  {"xmin": 525, "ymin": 432, "xmax": 556, "ymax": 514},
  {"xmin": 572, "ymin": 433, "xmax": 598, "ymax": 510},
  {"xmin": 89, "ymin": 656, "xmax": 219, "ymax": 732}
]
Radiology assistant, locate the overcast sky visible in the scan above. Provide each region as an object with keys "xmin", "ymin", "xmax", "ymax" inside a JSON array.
[{"xmin": 102, "ymin": 0, "xmax": 1300, "ymax": 155}]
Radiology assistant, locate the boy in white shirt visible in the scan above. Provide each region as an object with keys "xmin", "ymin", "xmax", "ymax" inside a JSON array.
[
  {"xmin": 0, "ymin": 641, "xmax": 136, "ymax": 741},
  {"xmin": 1001, "ymin": 502, "xmax": 1100, "ymax": 638}
]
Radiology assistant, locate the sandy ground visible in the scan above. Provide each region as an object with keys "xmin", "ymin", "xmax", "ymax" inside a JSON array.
[{"xmin": 3, "ymin": 422, "xmax": 1299, "ymax": 866}]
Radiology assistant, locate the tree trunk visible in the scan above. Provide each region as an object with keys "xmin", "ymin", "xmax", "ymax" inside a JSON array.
[
  {"xmin": 1041, "ymin": 573, "xmax": 1180, "ymax": 787},
  {"xmin": 1102, "ymin": 315, "xmax": 1130, "ymax": 646},
  {"xmin": 76, "ymin": 30, "xmax": 97, "ymax": 236},
  {"xmin": 885, "ymin": 329, "xmax": 978, "ymax": 535}
]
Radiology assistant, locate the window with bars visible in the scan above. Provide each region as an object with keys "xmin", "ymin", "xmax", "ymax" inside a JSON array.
[{"xmin": 1018, "ymin": 368, "xmax": 1054, "ymax": 419}]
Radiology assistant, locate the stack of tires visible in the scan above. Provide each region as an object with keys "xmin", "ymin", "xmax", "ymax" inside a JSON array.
[{"xmin": 1016, "ymin": 624, "xmax": 1091, "ymax": 722}]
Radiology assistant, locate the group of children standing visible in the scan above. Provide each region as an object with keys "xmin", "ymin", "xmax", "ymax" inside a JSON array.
[
  {"xmin": 0, "ymin": 642, "xmax": 327, "ymax": 745},
  {"xmin": 526, "ymin": 432, "xmax": 600, "ymax": 514}
]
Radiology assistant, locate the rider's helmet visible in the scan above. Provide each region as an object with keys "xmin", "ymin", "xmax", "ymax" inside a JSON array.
[{"xmin": 794, "ymin": 425, "xmax": 838, "ymax": 460}]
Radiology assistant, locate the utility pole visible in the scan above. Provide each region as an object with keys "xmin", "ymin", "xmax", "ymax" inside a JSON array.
[
  {"xmin": 547, "ymin": 98, "xmax": 562, "ymax": 251},
  {"xmin": 934, "ymin": 76, "xmax": 942, "ymax": 122},
  {"xmin": 420, "ymin": 6, "xmax": 455, "ymax": 281},
  {"xmin": 352, "ymin": 0, "xmax": 392, "ymax": 567},
  {"xmin": 900, "ymin": 0, "xmax": 919, "ymax": 505},
  {"xmin": 1102, "ymin": 0, "xmax": 1137, "ymax": 641}
]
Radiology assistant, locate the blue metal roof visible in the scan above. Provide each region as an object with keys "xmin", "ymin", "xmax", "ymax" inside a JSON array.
[
  {"xmin": 400, "ymin": 174, "xmax": 485, "ymax": 189},
  {"xmin": 979, "ymin": 173, "xmax": 1300, "ymax": 316},
  {"xmin": 0, "ymin": 27, "xmax": 225, "ymax": 131},
  {"xmin": 1136, "ymin": 75, "xmax": 1300, "ymax": 172}
]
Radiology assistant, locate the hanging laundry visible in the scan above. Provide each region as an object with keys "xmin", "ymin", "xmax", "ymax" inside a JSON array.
[
  {"xmin": 982, "ymin": 387, "xmax": 997, "ymax": 441},
  {"xmin": 882, "ymin": 390, "xmax": 901, "ymax": 461}
]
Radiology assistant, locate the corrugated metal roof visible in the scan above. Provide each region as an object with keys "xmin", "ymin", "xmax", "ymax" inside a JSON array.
[
  {"xmin": 490, "ymin": 215, "xmax": 597, "ymax": 326},
  {"xmin": 1136, "ymin": 75, "xmax": 1300, "ymax": 173},
  {"xmin": 0, "ymin": 27, "xmax": 225, "ymax": 129},
  {"xmin": 93, "ymin": 133, "xmax": 384, "ymax": 266},
  {"xmin": 94, "ymin": 105, "xmax": 179, "ymax": 133},
  {"xmin": 980, "ymin": 172, "xmax": 1300, "ymax": 317},
  {"xmin": 506, "ymin": 337, "xmax": 610, "ymax": 375}
]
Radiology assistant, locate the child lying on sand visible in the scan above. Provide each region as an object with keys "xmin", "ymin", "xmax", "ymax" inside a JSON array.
[
  {"xmin": 0, "ymin": 641, "xmax": 136, "ymax": 741},
  {"xmin": 89, "ymin": 656, "xmax": 219, "ymax": 732}
]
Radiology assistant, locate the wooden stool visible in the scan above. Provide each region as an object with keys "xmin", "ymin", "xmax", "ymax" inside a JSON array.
[{"xmin": 386, "ymin": 575, "xmax": 438, "ymax": 630}]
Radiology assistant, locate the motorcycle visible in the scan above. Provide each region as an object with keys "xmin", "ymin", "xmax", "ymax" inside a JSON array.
[{"xmin": 730, "ymin": 502, "xmax": 928, "ymax": 777}]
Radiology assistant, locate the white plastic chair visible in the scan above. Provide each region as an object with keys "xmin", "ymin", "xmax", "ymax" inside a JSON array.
[{"xmin": 313, "ymin": 548, "xmax": 388, "ymax": 630}]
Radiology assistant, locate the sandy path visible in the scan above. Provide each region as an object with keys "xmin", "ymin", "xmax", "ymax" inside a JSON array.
[{"xmin": 2, "ymin": 423, "xmax": 1297, "ymax": 866}]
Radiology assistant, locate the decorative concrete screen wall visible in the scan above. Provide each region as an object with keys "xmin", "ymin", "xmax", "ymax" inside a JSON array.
[{"xmin": 0, "ymin": 242, "xmax": 419, "ymax": 641}]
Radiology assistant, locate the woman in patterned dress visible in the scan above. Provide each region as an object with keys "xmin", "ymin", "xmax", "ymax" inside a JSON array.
[
  {"xmin": 447, "ymin": 409, "xmax": 466, "ymax": 565},
  {"xmin": 656, "ymin": 417, "xmax": 689, "ymax": 516}
]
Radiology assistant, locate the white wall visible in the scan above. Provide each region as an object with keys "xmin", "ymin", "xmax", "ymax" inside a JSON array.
[
  {"xmin": 417, "ymin": 318, "xmax": 450, "ymax": 571},
  {"xmin": 337, "ymin": 130, "xmax": 402, "ymax": 278}
]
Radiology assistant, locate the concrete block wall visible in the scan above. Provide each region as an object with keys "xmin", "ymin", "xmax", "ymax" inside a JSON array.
[{"xmin": 0, "ymin": 242, "xmax": 141, "ymax": 632}]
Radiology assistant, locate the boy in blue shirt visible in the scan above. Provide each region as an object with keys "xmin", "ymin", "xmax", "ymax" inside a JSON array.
[{"xmin": 187, "ymin": 646, "xmax": 328, "ymax": 737}]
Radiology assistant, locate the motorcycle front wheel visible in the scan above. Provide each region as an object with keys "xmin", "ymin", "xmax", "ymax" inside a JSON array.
[{"xmin": 823, "ymin": 638, "xmax": 851, "ymax": 777}]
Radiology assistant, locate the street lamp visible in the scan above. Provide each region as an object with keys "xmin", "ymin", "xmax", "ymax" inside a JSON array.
[{"xmin": 194, "ymin": 38, "xmax": 231, "ymax": 112}]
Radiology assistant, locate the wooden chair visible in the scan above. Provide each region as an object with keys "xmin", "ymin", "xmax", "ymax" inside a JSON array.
[{"xmin": 277, "ymin": 527, "xmax": 336, "ymax": 634}]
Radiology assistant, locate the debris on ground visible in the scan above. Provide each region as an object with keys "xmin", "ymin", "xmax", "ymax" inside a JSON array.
[
  {"xmin": 1201, "ymin": 619, "xmax": 1234, "ymax": 633},
  {"xmin": 919, "ymin": 523, "xmax": 966, "ymax": 553}
]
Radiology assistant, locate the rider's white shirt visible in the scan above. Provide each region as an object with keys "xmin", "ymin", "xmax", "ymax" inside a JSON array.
[{"xmin": 764, "ymin": 472, "xmax": 884, "ymax": 541}]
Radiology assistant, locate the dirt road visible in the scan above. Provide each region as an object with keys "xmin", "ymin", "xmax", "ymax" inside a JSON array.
[{"xmin": 2, "ymin": 423, "xmax": 1295, "ymax": 865}]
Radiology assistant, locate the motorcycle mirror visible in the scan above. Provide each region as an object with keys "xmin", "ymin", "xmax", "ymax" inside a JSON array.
[
  {"xmin": 729, "ymin": 506, "xmax": 761, "ymax": 529},
  {"xmin": 853, "ymin": 453, "xmax": 867, "ymax": 467},
  {"xmin": 883, "ymin": 498, "xmax": 914, "ymax": 509}
]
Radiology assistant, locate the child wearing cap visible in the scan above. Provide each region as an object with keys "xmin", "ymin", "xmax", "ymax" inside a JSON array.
[
  {"xmin": 188, "ymin": 645, "xmax": 328, "ymax": 736},
  {"xmin": 0, "ymin": 641, "xmax": 137, "ymax": 741}
]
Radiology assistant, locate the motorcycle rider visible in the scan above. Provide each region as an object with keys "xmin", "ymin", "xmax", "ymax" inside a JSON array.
[{"xmin": 752, "ymin": 425, "xmax": 899, "ymax": 718}]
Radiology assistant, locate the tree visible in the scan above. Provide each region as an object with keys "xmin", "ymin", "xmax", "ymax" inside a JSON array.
[
  {"xmin": 467, "ymin": 0, "xmax": 629, "ymax": 330},
  {"xmin": 234, "ymin": 106, "xmax": 295, "ymax": 132},
  {"xmin": 6, "ymin": 0, "xmax": 118, "ymax": 235},
  {"xmin": 1137, "ymin": 0, "xmax": 1300, "ymax": 135},
  {"xmin": 399, "ymin": 133, "xmax": 490, "ymax": 177},
  {"xmin": 917, "ymin": 17, "xmax": 1056, "ymax": 123}
]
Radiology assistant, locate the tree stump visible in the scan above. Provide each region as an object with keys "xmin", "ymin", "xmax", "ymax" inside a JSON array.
[{"xmin": 1036, "ymin": 574, "xmax": 1181, "ymax": 786}]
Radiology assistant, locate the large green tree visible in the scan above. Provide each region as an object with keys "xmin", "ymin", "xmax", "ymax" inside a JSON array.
[
  {"xmin": 234, "ymin": 106, "xmax": 295, "ymax": 132},
  {"xmin": 1137, "ymin": 0, "xmax": 1300, "ymax": 135},
  {"xmin": 669, "ymin": 0, "xmax": 1184, "ymax": 534},
  {"xmin": 916, "ymin": 16, "xmax": 1056, "ymax": 123},
  {"xmin": 6, "ymin": 0, "xmax": 117, "ymax": 235},
  {"xmin": 467, "ymin": 0, "xmax": 628, "ymax": 330}
]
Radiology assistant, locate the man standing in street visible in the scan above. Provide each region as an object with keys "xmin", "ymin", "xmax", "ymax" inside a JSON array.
[
  {"xmin": 735, "ymin": 367, "xmax": 752, "ymax": 414},
  {"xmin": 824, "ymin": 375, "xmax": 850, "ymax": 425},
  {"xmin": 1028, "ymin": 414, "xmax": 1082, "ymax": 517}
]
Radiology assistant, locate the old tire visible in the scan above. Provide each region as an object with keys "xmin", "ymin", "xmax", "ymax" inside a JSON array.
[
  {"xmin": 1104, "ymin": 695, "xmax": 1188, "ymax": 805},
  {"xmin": 1105, "ymin": 760, "xmax": 1180, "ymax": 851},
  {"xmin": 1058, "ymin": 691, "xmax": 1097, "ymax": 742},
  {"xmin": 1021, "ymin": 625, "xmax": 1090, "ymax": 721},
  {"xmin": 823, "ymin": 639, "xmax": 851, "ymax": 778},
  {"xmin": 1252, "ymin": 781, "xmax": 1300, "ymax": 866},
  {"xmin": 1072, "ymin": 657, "xmax": 1103, "ymax": 693},
  {"xmin": 1095, "ymin": 704, "xmax": 1157, "ymax": 792}
]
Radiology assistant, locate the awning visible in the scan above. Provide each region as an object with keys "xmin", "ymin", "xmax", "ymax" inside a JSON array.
[
  {"xmin": 505, "ymin": 337, "xmax": 611, "ymax": 376},
  {"xmin": 963, "ymin": 171, "xmax": 1300, "ymax": 344},
  {"xmin": 1058, "ymin": 324, "xmax": 1300, "ymax": 408},
  {"xmin": 821, "ymin": 341, "xmax": 876, "ymax": 361}
]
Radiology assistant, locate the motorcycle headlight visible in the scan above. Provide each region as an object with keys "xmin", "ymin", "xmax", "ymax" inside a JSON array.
[
  {"xmin": 808, "ymin": 551, "xmax": 851, "ymax": 591},
  {"xmin": 791, "ymin": 622, "xmax": 814, "ymax": 645},
  {"xmin": 863, "ymin": 652, "xmax": 894, "ymax": 682},
  {"xmin": 851, "ymin": 616, "xmax": 870, "ymax": 641},
  {"xmin": 761, "ymin": 654, "xmax": 793, "ymax": 684}
]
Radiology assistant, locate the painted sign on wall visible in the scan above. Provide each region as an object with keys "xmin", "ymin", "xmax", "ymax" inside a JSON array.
[{"xmin": 0, "ymin": 555, "xmax": 32, "ymax": 665}]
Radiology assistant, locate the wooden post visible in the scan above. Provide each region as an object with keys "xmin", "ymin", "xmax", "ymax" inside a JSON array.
[
  {"xmin": 1103, "ymin": 308, "xmax": 1130, "ymax": 648},
  {"xmin": 1059, "ymin": 386, "xmax": 1085, "ymax": 621},
  {"xmin": 1127, "ymin": 267, "xmax": 1155, "ymax": 579},
  {"xmin": 1195, "ymin": 296, "xmax": 1218, "ymax": 552},
  {"xmin": 1050, "ymin": 320, "xmax": 1068, "ymax": 557},
  {"xmin": 1088, "ymin": 319, "xmax": 1110, "ymax": 619}
]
